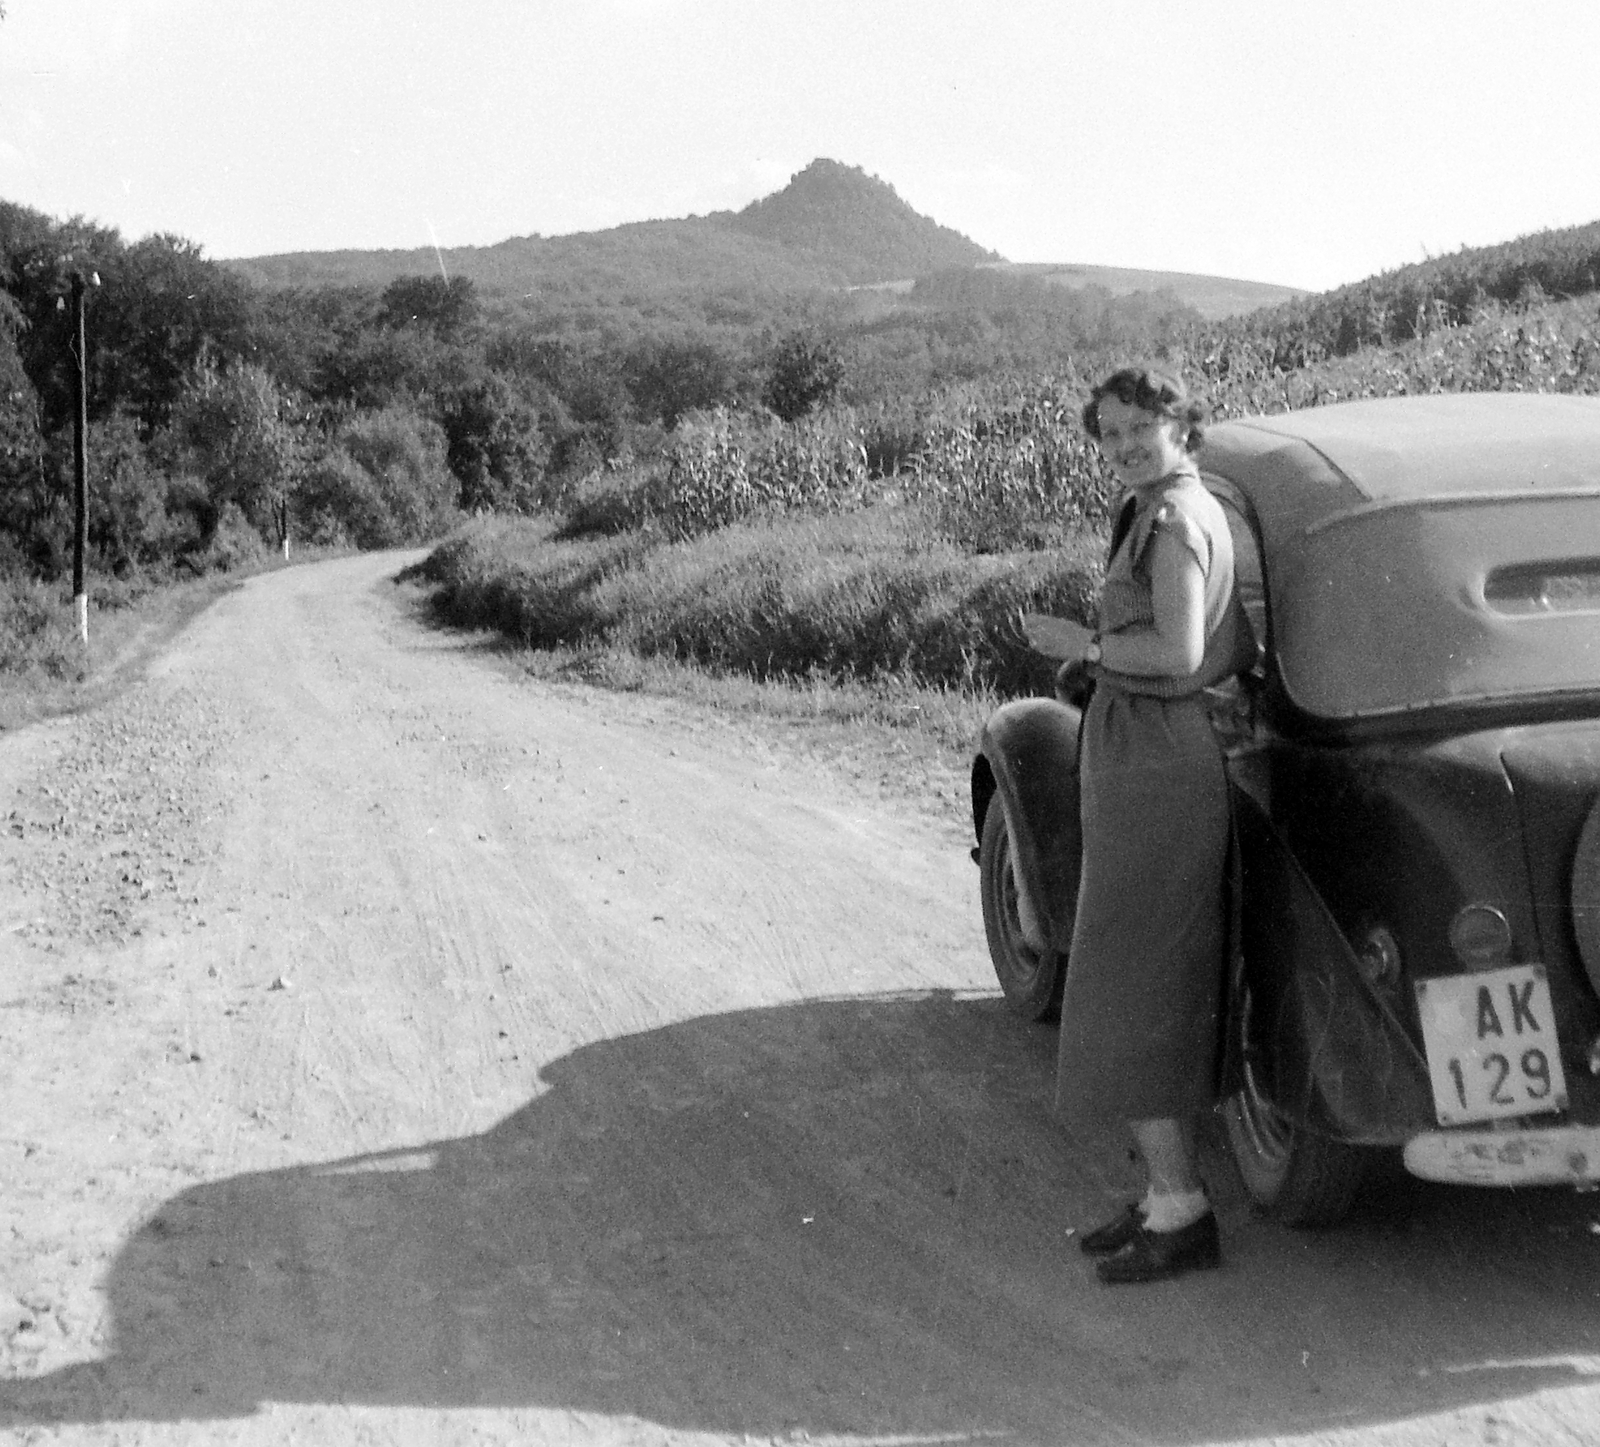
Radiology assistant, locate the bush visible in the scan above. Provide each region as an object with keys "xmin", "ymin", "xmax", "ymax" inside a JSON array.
[
  {"xmin": 87, "ymin": 412, "xmax": 169, "ymax": 567},
  {"xmin": 763, "ymin": 333, "xmax": 845, "ymax": 422},
  {"xmin": 292, "ymin": 407, "xmax": 459, "ymax": 548},
  {"xmin": 438, "ymin": 371, "xmax": 549, "ymax": 513},
  {"xmin": 0, "ymin": 573, "xmax": 83, "ymax": 679},
  {"xmin": 295, "ymin": 451, "xmax": 389, "ymax": 548},
  {"xmin": 416, "ymin": 503, "xmax": 1103, "ymax": 696},
  {"xmin": 181, "ymin": 501, "xmax": 266, "ymax": 575},
  {"xmin": 336, "ymin": 407, "xmax": 459, "ymax": 540}
]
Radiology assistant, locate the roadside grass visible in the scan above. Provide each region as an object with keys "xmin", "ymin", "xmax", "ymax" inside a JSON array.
[
  {"xmin": 0, "ymin": 550, "xmax": 345, "ymax": 733},
  {"xmin": 0, "ymin": 571, "xmax": 248, "ymax": 732},
  {"xmin": 400, "ymin": 500, "xmax": 1107, "ymax": 819},
  {"xmin": 408, "ymin": 501, "xmax": 1102, "ymax": 701}
]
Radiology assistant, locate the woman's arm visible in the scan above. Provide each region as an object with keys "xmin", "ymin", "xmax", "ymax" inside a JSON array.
[{"xmin": 1096, "ymin": 530, "xmax": 1207, "ymax": 678}]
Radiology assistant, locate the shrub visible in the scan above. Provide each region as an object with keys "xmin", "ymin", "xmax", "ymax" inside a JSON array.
[
  {"xmin": 438, "ymin": 371, "xmax": 549, "ymax": 513},
  {"xmin": 416, "ymin": 504, "xmax": 1104, "ymax": 697},
  {"xmin": 295, "ymin": 451, "xmax": 389, "ymax": 548},
  {"xmin": 763, "ymin": 333, "xmax": 845, "ymax": 422},
  {"xmin": 181, "ymin": 501, "xmax": 266, "ymax": 574},
  {"xmin": 0, "ymin": 573, "xmax": 83, "ymax": 679},
  {"xmin": 335, "ymin": 407, "xmax": 459, "ymax": 540},
  {"xmin": 87, "ymin": 412, "xmax": 169, "ymax": 567}
]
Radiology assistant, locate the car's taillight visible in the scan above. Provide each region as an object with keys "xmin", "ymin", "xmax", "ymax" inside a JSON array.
[{"xmin": 1447, "ymin": 904, "xmax": 1513, "ymax": 970}]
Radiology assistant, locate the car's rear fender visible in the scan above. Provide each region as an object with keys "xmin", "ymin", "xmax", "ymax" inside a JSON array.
[
  {"xmin": 1228, "ymin": 788, "xmax": 1437, "ymax": 1143},
  {"xmin": 971, "ymin": 698, "xmax": 1083, "ymax": 955}
]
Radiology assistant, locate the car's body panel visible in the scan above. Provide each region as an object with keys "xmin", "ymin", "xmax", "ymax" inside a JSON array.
[
  {"xmin": 1264, "ymin": 735, "xmax": 1532, "ymax": 981},
  {"xmin": 971, "ymin": 698, "xmax": 1082, "ymax": 954},
  {"xmin": 1230, "ymin": 788, "xmax": 1434, "ymax": 1142},
  {"xmin": 1500, "ymin": 721, "xmax": 1600, "ymax": 1007}
]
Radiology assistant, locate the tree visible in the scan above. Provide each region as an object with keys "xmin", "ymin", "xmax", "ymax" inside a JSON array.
[
  {"xmin": 763, "ymin": 332, "xmax": 845, "ymax": 422},
  {"xmin": 2, "ymin": 218, "xmax": 258, "ymax": 438},
  {"xmin": 160, "ymin": 361, "xmax": 299, "ymax": 541},
  {"xmin": 84, "ymin": 412, "xmax": 169, "ymax": 568},
  {"xmin": 624, "ymin": 335, "xmax": 736, "ymax": 428},
  {"xmin": 0, "ymin": 291, "xmax": 50, "ymax": 570},
  {"xmin": 377, "ymin": 275, "xmax": 478, "ymax": 338},
  {"xmin": 96, "ymin": 233, "xmax": 258, "ymax": 433},
  {"xmin": 437, "ymin": 371, "xmax": 548, "ymax": 513},
  {"xmin": 296, "ymin": 408, "xmax": 457, "ymax": 548}
]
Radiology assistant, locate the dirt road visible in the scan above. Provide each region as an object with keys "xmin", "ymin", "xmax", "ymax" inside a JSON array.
[{"xmin": 3, "ymin": 553, "xmax": 1599, "ymax": 1446}]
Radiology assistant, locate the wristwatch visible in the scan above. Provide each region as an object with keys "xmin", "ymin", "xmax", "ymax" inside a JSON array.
[{"xmin": 1084, "ymin": 635, "xmax": 1102, "ymax": 664}]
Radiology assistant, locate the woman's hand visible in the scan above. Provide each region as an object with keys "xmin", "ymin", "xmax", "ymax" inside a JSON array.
[{"xmin": 1055, "ymin": 657, "xmax": 1096, "ymax": 708}]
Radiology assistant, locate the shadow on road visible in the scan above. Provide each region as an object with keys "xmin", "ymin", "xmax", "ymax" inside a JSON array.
[{"xmin": 4, "ymin": 990, "xmax": 1598, "ymax": 1441}]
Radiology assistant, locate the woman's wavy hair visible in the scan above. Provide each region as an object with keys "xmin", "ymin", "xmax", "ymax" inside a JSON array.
[{"xmin": 1081, "ymin": 367, "xmax": 1207, "ymax": 453}]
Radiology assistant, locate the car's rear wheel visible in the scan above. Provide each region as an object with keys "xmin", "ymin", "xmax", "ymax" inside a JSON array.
[
  {"xmin": 979, "ymin": 800, "xmax": 1066, "ymax": 1021},
  {"xmin": 1220, "ymin": 988, "xmax": 1371, "ymax": 1226}
]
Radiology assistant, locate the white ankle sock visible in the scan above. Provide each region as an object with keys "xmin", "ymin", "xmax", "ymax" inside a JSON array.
[{"xmin": 1140, "ymin": 1188, "xmax": 1209, "ymax": 1232}]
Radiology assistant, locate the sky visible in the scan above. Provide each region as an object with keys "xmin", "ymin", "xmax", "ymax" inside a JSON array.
[{"xmin": 2, "ymin": 0, "xmax": 1599, "ymax": 294}]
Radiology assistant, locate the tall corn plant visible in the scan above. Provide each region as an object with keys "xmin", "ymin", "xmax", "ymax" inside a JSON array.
[
  {"xmin": 909, "ymin": 379, "xmax": 1117, "ymax": 553},
  {"xmin": 654, "ymin": 408, "xmax": 869, "ymax": 539}
]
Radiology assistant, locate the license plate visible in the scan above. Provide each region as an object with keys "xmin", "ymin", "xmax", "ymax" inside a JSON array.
[{"xmin": 1414, "ymin": 964, "xmax": 1569, "ymax": 1126}]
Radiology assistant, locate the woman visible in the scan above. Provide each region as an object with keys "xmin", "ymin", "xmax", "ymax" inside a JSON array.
[{"xmin": 1058, "ymin": 367, "xmax": 1255, "ymax": 1285}]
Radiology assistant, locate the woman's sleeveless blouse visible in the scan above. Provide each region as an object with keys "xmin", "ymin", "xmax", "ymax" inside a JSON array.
[{"xmin": 1054, "ymin": 469, "xmax": 1244, "ymax": 1129}]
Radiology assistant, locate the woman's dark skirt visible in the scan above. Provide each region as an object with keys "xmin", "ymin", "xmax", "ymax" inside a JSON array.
[{"xmin": 1054, "ymin": 684, "xmax": 1230, "ymax": 1130}]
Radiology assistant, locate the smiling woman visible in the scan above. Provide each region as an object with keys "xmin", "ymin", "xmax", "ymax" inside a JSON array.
[{"xmin": 1052, "ymin": 366, "xmax": 1259, "ymax": 1285}]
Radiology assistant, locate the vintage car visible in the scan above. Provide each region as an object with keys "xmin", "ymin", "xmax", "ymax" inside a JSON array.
[{"xmin": 971, "ymin": 392, "xmax": 1600, "ymax": 1225}]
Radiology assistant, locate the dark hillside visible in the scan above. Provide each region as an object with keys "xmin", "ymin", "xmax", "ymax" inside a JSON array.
[
  {"xmin": 230, "ymin": 219, "xmax": 841, "ymax": 313},
  {"xmin": 226, "ymin": 159, "xmax": 996, "ymax": 304},
  {"xmin": 717, "ymin": 159, "xmax": 1000, "ymax": 285},
  {"xmin": 221, "ymin": 158, "xmax": 1294, "ymax": 337}
]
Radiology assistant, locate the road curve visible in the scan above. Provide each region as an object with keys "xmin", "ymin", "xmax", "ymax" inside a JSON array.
[{"xmin": 2, "ymin": 552, "xmax": 1598, "ymax": 1446}]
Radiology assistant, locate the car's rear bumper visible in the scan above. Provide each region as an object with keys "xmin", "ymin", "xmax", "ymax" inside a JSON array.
[
  {"xmin": 1402, "ymin": 1069, "xmax": 1600, "ymax": 1186},
  {"xmin": 1404, "ymin": 1123, "xmax": 1600, "ymax": 1186}
]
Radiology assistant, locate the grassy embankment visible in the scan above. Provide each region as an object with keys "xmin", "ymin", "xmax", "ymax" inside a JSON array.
[
  {"xmin": 407, "ymin": 498, "xmax": 1103, "ymax": 783},
  {"xmin": 405, "ymin": 382, "xmax": 1116, "ymax": 779},
  {"xmin": 0, "ymin": 549, "xmax": 351, "ymax": 733},
  {"xmin": 411, "ymin": 293, "xmax": 1600, "ymax": 769},
  {"xmin": 0, "ymin": 571, "xmax": 232, "ymax": 732}
]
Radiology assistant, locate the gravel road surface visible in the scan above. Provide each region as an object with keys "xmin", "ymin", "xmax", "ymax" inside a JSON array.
[{"xmin": 2, "ymin": 552, "xmax": 1598, "ymax": 1446}]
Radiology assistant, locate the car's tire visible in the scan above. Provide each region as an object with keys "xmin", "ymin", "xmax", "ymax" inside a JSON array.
[
  {"xmin": 1219, "ymin": 989, "xmax": 1371, "ymax": 1227},
  {"xmin": 979, "ymin": 799, "xmax": 1066, "ymax": 1021}
]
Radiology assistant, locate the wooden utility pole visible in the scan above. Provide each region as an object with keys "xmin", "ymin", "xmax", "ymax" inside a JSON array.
[{"xmin": 70, "ymin": 270, "xmax": 90, "ymax": 644}]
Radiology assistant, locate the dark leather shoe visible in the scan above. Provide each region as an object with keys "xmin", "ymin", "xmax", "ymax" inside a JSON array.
[
  {"xmin": 1078, "ymin": 1202, "xmax": 1144, "ymax": 1256},
  {"xmin": 1095, "ymin": 1212, "xmax": 1221, "ymax": 1284}
]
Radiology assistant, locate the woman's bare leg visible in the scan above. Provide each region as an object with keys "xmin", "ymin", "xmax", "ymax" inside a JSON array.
[{"xmin": 1133, "ymin": 1116, "xmax": 1203, "ymax": 1196}]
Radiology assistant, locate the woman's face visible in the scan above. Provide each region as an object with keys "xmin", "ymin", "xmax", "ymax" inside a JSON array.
[{"xmin": 1094, "ymin": 395, "xmax": 1190, "ymax": 488}]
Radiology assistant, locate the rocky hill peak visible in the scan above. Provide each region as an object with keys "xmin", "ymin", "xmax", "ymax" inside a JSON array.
[{"xmin": 722, "ymin": 158, "xmax": 1001, "ymax": 285}]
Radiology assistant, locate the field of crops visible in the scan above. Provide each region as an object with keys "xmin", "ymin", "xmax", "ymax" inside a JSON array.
[{"xmin": 421, "ymin": 291, "xmax": 1600, "ymax": 699}]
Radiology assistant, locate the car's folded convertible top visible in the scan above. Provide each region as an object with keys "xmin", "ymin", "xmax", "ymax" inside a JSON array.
[{"xmin": 1200, "ymin": 395, "xmax": 1600, "ymax": 719}]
